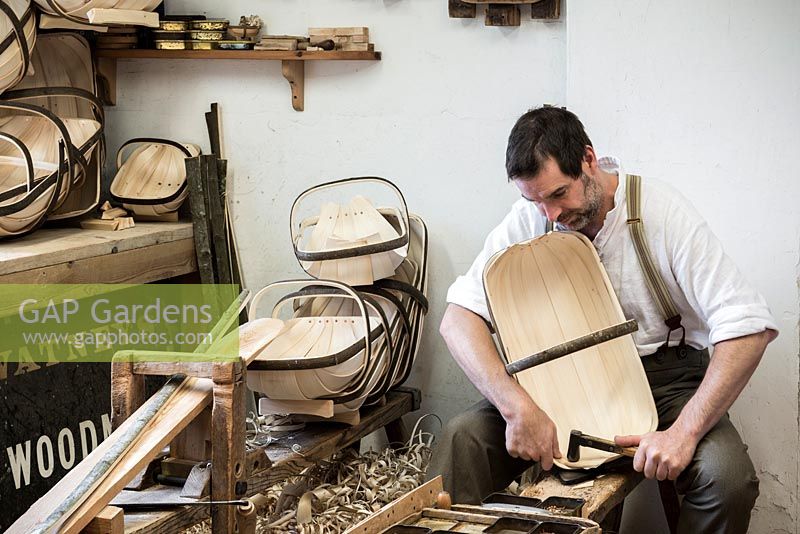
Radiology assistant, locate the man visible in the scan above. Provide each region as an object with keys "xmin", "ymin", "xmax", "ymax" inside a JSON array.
[{"xmin": 428, "ymin": 107, "xmax": 778, "ymax": 533}]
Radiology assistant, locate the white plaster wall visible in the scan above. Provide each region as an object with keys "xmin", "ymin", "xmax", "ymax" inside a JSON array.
[
  {"xmin": 105, "ymin": 2, "xmax": 565, "ymax": 428},
  {"xmin": 564, "ymin": 1, "xmax": 800, "ymax": 532}
]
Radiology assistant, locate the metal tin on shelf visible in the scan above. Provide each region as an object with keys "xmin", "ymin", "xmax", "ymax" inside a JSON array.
[
  {"xmin": 154, "ymin": 40, "xmax": 188, "ymax": 50},
  {"xmin": 187, "ymin": 40, "xmax": 220, "ymax": 50},
  {"xmin": 188, "ymin": 30, "xmax": 224, "ymax": 41},
  {"xmin": 150, "ymin": 30, "xmax": 189, "ymax": 41},
  {"xmin": 159, "ymin": 20, "xmax": 189, "ymax": 31},
  {"xmin": 217, "ymin": 40, "xmax": 255, "ymax": 50},
  {"xmin": 190, "ymin": 19, "xmax": 229, "ymax": 31}
]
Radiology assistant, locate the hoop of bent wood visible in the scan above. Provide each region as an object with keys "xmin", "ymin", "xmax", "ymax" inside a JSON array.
[
  {"xmin": 0, "ymin": 0, "xmax": 36, "ymax": 94},
  {"xmin": 247, "ymin": 280, "xmax": 393, "ymax": 402},
  {"xmin": 290, "ymin": 178, "xmax": 410, "ymax": 287},
  {"xmin": 483, "ymin": 231, "xmax": 657, "ymax": 469}
]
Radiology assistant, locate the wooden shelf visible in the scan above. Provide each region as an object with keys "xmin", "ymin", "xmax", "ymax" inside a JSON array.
[{"xmin": 94, "ymin": 49, "xmax": 382, "ymax": 111}]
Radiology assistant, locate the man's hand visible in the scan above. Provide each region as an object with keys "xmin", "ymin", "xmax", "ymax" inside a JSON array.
[
  {"xmin": 615, "ymin": 427, "xmax": 698, "ymax": 481},
  {"xmin": 505, "ymin": 397, "xmax": 562, "ymax": 470}
]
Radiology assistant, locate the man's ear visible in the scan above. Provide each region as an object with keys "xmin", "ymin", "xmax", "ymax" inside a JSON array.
[{"xmin": 582, "ymin": 145, "xmax": 598, "ymax": 171}]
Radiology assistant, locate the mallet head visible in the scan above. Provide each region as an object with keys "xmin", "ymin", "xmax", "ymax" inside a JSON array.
[{"xmin": 567, "ymin": 429, "xmax": 584, "ymax": 462}]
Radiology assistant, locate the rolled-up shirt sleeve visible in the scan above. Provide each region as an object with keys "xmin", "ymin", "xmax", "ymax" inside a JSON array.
[{"xmin": 666, "ymin": 196, "xmax": 778, "ymax": 346}]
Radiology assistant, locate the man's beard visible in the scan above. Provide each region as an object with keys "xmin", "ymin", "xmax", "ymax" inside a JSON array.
[{"xmin": 555, "ymin": 173, "xmax": 603, "ymax": 231}]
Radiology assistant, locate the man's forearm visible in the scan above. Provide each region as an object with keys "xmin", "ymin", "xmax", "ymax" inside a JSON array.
[
  {"xmin": 672, "ymin": 330, "xmax": 776, "ymax": 442},
  {"xmin": 440, "ymin": 304, "xmax": 531, "ymax": 418}
]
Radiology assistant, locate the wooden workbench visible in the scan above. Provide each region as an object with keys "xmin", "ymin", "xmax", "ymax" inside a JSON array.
[
  {"xmin": 0, "ymin": 222, "xmax": 196, "ymax": 284},
  {"xmin": 114, "ymin": 389, "xmax": 418, "ymax": 534},
  {"xmin": 0, "ymin": 222, "xmax": 197, "ymax": 532}
]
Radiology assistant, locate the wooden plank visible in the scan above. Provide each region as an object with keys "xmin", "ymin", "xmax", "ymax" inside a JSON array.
[
  {"xmin": 59, "ymin": 378, "xmax": 214, "ymax": 534},
  {"xmin": 210, "ymin": 361, "xmax": 245, "ymax": 534},
  {"xmin": 94, "ymin": 50, "xmax": 382, "ymax": 61},
  {"xmin": 448, "ymin": 0, "xmax": 477, "ymax": 18},
  {"xmin": 185, "ymin": 157, "xmax": 215, "ymax": 284},
  {"xmin": 485, "ymin": 4, "xmax": 521, "ymax": 26},
  {"xmin": 345, "ymin": 477, "xmax": 443, "ymax": 534},
  {"xmin": 0, "ymin": 222, "xmax": 193, "ymax": 275},
  {"xmin": 204, "ymin": 156, "xmax": 231, "ymax": 285},
  {"xmin": 82, "ymin": 506, "xmax": 124, "ymax": 534},
  {"xmin": 112, "ymin": 362, "xmax": 145, "ymax": 430},
  {"xmin": 86, "ymin": 8, "xmax": 159, "ymax": 27},
  {"xmin": 0, "ymin": 238, "xmax": 197, "ymax": 284},
  {"xmin": 531, "ymin": 0, "xmax": 561, "ymax": 19},
  {"xmin": 0, "ymin": 238, "xmax": 193, "ymax": 283}
]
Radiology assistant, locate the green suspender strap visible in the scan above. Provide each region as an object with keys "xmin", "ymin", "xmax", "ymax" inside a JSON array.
[
  {"xmin": 545, "ymin": 219, "xmax": 554, "ymax": 233},
  {"xmin": 625, "ymin": 174, "xmax": 687, "ymax": 351}
]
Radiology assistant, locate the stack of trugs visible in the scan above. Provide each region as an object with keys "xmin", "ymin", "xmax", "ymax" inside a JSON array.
[
  {"xmin": 308, "ymin": 27, "xmax": 373, "ymax": 52},
  {"xmin": 0, "ymin": 32, "xmax": 105, "ymax": 239},
  {"xmin": 246, "ymin": 177, "xmax": 429, "ymax": 426},
  {"xmin": 79, "ymin": 201, "xmax": 134, "ymax": 231}
]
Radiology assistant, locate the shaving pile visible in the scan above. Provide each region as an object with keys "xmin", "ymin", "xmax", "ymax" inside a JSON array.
[{"xmin": 184, "ymin": 427, "xmax": 433, "ymax": 533}]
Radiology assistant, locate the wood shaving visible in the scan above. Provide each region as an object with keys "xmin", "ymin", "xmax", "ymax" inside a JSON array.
[{"xmin": 183, "ymin": 428, "xmax": 433, "ymax": 533}]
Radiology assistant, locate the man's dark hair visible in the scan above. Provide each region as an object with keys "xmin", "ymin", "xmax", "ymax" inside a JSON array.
[{"xmin": 505, "ymin": 107, "xmax": 593, "ymax": 181}]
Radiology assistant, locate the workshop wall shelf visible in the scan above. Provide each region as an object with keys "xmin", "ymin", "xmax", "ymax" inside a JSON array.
[{"xmin": 94, "ymin": 49, "xmax": 382, "ymax": 111}]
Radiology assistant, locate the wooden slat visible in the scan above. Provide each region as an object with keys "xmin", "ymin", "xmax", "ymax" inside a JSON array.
[
  {"xmin": 0, "ymin": 222, "xmax": 193, "ymax": 275},
  {"xmin": 0, "ymin": 238, "xmax": 196, "ymax": 284},
  {"xmin": 345, "ymin": 477, "xmax": 443, "ymax": 533},
  {"xmin": 186, "ymin": 156, "xmax": 215, "ymax": 284}
]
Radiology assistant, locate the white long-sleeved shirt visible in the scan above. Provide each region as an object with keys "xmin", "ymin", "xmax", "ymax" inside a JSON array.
[{"xmin": 446, "ymin": 156, "xmax": 778, "ymax": 356}]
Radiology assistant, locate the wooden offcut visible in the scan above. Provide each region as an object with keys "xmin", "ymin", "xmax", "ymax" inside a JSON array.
[
  {"xmin": 82, "ymin": 506, "xmax": 124, "ymax": 534},
  {"xmin": 86, "ymin": 8, "xmax": 159, "ymax": 27}
]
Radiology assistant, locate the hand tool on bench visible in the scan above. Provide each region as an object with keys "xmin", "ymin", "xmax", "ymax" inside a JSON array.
[
  {"xmin": 504, "ymin": 319, "xmax": 638, "ymax": 375},
  {"xmin": 567, "ymin": 430, "xmax": 638, "ymax": 463}
]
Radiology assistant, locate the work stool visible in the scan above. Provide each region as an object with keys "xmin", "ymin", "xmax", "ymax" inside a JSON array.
[{"xmin": 520, "ymin": 467, "xmax": 680, "ymax": 533}]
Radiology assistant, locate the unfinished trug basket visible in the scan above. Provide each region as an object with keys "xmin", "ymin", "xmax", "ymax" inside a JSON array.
[
  {"xmin": 0, "ymin": 0, "xmax": 36, "ymax": 95},
  {"xmin": 109, "ymin": 137, "xmax": 200, "ymax": 217},
  {"xmin": 247, "ymin": 280, "xmax": 390, "ymax": 406},
  {"xmin": 291, "ymin": 177, "xmax": 410, "ymax": 286},
  {"xmin": 483, "ymin": 231, "xmax": 658, "ymax": 469},
  {"xmin": 0, "ymin": 87, "xmax": 103, "ymax": 238}
]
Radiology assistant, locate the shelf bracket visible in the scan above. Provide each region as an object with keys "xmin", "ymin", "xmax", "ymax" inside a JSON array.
[{"xmin": 281, "ymin": 60, "xmax": 305, "ymax": 112}]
